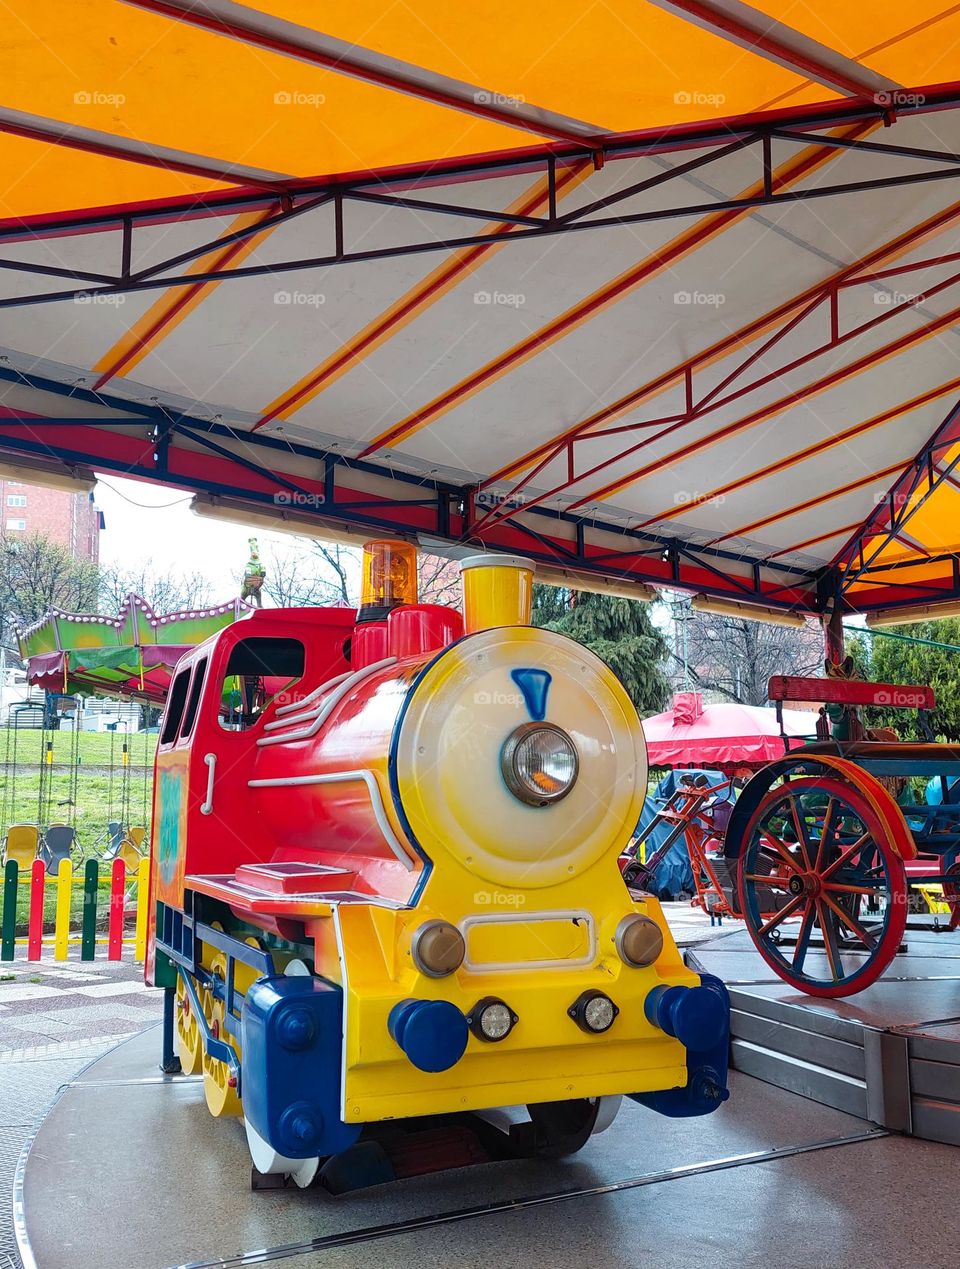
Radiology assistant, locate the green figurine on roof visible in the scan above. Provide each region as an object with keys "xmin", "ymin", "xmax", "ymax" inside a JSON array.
[{"xmin": 241, "ymin": 537, "xmax": 266, "ymax": 608}]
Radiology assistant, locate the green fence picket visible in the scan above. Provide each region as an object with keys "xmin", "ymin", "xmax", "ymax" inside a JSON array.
[
  {"xmin": 1, "ymin": 860, "xmax": 17, "ymax": 961},
  {"xmin": 80, "ymin": 859, "xmax": 98, "ymax": 961}
]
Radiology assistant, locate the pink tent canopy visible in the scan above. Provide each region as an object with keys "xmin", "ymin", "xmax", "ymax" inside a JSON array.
[{"xmin": 642, "ymin": 694, "xmax": 818, "ymax": 768}]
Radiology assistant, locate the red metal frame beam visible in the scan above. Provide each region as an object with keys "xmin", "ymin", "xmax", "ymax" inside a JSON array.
[
  {"xmin": 705, "ymin": 462, "xmax": 911, "ymax": 549},
  {"xmin": 3, "ymin": 83, "xmax": 959, "ymax": 247},
  {"xmin": 471, "ymin": 243, "xmax": 960, "ymax": 538},
  {"xmin": 123, "ymin": 0, "xmax": 606, "ymax": 147},
  {"xmin": 0, "ymin": 415, "xmax": 821, "ymax": 611},
  {"xmin": 251, "ymin": 162, "xmax": 592, "ymax": 432},
  {"xmin": 633, "ymin": 373, "xmax": 960, "ymax": 535},
  {"xmin": 566, "ymin": 286, "xmax": 960, "ymax": 514},
  {"xmin": 473, "ymin": 196, "xmax": 960, "ymax": 532},
  {"xmin": 361, "ymin": 119, "xmax": 874, "ymax": 461},
  {"xmin": 833, "ymin": 395, "xmax": 960, "ymax": 588},
  {"xmin": 766, "ymin": 521, "xmax": 866, "ymax": 563},
  {"xmin": 92, "ymin": 207, "xmax": 281, "ymax": 390}
]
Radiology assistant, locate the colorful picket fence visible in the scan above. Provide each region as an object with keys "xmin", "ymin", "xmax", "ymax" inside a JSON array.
[{"xmin": 0, "ymin": 856, "xmax": 149, "ymax": 962}]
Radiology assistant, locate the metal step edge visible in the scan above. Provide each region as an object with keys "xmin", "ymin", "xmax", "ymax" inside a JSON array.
[
  {"xmin": 725, "ymin": 988, "xmax": 867, "ymax": 1044},
  {"xmin": 731, "ymin": 1009, "xmax": 865, "ymax": 1080},
  {"xmin": 732, "ymin": 1038, "xmax": 869, "ymax": 1120}
]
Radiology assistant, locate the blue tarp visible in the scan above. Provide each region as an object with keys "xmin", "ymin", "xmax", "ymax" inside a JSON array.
[
  {"xmin": 926, "ymin": 776, "xmax": 960, "ymax": 805},
  {"xmin": 636, "ymin": 768, "xmax": 734, "ymax": 900}
]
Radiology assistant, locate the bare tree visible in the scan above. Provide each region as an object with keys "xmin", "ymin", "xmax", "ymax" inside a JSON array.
[
  {"xmin": 665, "ymin": 594, "xmax": 823, "ymax": 705},
  {"xmin": 1, "ymin": 532, "xmax": 99, "ymax": 645},
  {"xmin": 259, "ymin": 540, "xmax": 360, "ymax": 608},
  {"xmin": 99, "ymin": 560, "xmax": 213, "ymax": 615},
  {"xmin": 418, "ymin": 552, "xmax": 461, "ymax": 608},
  {"xmin": 312, "ymin": 543, "xmax": 357, "ymax": 605}
]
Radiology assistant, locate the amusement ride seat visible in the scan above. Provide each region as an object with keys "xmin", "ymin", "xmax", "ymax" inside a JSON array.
[{"xmin": 1, "ymin": 824, "xmax": 40, "ymax": 869}]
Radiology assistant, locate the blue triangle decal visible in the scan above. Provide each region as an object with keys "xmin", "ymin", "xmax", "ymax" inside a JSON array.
[{"xmin": 511, "ymin": 668, "xmax": 552, "ymax": 721}]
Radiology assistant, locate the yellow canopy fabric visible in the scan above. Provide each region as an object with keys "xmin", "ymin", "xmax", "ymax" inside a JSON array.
[
  {"xmin": 2, "ymin": 1, "xmax": 960, "ymax": 616},
  {"xmin": 6, "ymin": 0, "xmax": 949, "ymax": 221}
]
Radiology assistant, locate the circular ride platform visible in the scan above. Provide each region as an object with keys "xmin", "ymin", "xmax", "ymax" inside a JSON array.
[
  {"xmin": 691, "ymin": 921, "xmax": 960, "ymax": 1147},
  {"xmin": 15, "ymin": 1016, "xmax": 960, "ymax": 1269}
]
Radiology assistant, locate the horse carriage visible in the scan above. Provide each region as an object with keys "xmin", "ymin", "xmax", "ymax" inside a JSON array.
[{"xmin": 624, "ymin": 674, "xmax": 960, "ymax": 999}]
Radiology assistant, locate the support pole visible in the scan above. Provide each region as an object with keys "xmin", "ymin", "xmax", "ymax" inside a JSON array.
[
  {"xmin": 160, "ymin": 985, "xmax": 182, "ymax": 1075},
  {"xmin": 822, "ymin": 594, "xmax": 846, "ymax": 665}
]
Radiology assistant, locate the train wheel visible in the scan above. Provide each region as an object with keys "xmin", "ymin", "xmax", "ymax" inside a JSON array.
[
  {"xmin": 736, "ymin": 775, "xmax": 907, "ymax": 998},
  {"xmin": 519, "ymin": 1095, "xmax": 622, "ymax": 1157},
  {"xmin": 244, "ymin": 1118, "xmax": 321, "ymax": 1189},
  {"xmin": 174, "ymin": 972, "xmax": 202, "ymax": 1076},
  {"xmin": 202, "ymin": 951, "xmax": 242, "ymax": 1118}
]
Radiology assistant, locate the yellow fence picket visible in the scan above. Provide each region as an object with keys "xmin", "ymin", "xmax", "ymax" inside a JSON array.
[
  {"xmin": 134, "ymin": 856, "xmax": 149, "ymax": 963},
  {"xmin": 54, "ymin": 858, "xmax": 72, "ymax": 961}
]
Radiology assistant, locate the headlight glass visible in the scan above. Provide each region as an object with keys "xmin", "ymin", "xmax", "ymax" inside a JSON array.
[
  {"xmin": 501, "ymin": 723, "xmax": 579, "ymax": 805},
  {"xmin": 568, "ymin": 989, "xmax": 619, "ymax": 1034},
  {"xmin": 468, "ymin": 996, "xmax": 518, "ymax": 1042}
]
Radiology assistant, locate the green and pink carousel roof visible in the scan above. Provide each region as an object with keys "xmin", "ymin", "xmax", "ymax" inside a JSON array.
[{"xmin": 17, "ymin": 593, "xmax": 252, "ymax": 702}]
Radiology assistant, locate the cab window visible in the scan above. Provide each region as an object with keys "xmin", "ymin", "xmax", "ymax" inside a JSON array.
[
  {"xmin": 179, "ymin": 657, "xmax": 208, "ymax": 740},
  {"xmin": 218, "ymin": 637, "xmax": 305, "ymax": 731},
  {"xmin": 161, "ymin": 668, "xmax": 191, "ymax": 745}
]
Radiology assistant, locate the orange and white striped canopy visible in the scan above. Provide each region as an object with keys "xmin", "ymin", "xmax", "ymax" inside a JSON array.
[{"xmin": 3, "ymin": 1, "xmax": 960, "ymax": 616}]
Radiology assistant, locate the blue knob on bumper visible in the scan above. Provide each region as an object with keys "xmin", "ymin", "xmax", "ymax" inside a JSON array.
[
  {"xmin": 388, "ymin": 999, "xmax": 468, "ymax": 1073},
  {"xmin": 645, "ymin": 983, "xmax": 728, "ymax": 1052}
]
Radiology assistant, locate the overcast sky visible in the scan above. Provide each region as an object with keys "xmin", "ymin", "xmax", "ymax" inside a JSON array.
[
  {"xmin": 95, "ymin": 475, "xmax": 284, "ymax": 597},
  {"xmin": 93, "ymin": 473, "xmax": 681, "ymax": 629}
]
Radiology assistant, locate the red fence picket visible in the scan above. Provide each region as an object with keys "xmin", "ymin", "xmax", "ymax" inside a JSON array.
[
  {"xmin": 28, "ymin": 860, "xmax": 45, "ymax": 961},
  {"xmin": 108, "ymin": 859, "xmax": 125, "ymax": 961}
]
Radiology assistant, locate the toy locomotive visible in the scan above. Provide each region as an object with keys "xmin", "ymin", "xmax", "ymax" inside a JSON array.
[{"xmin": 146, "ymin": 542, "xmax": 729, "ymax": 1186}]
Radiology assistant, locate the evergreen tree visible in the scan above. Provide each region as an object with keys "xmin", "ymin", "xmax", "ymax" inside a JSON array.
[
  {"xmin": 532, "ymin": 586, "xmax": 669, "ymax": 714},
  {"xmin": 856, "ymin": 619, "xmax": 960, "ymax": 741}
]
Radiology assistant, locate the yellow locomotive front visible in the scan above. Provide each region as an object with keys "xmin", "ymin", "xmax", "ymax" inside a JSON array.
[
  {"xmin": 152, "ymin": 544, "xmax": 730, "ymax": 1183},
  {"xmin": 328, "ymin": 554, "xmax": 730, "ymax": 1139}
]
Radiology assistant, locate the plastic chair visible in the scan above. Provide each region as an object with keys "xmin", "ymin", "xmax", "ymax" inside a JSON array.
[
  {"xmin": 127, "ymin": 826, "xmax": 147, "ymax": 851},
  {"xmin": 41, "ymin": 824, "xmax": 77, "ymax": 873},
  {"xmin": 1, "ymin": 824, "xmax": 40, "ymax": 868}
]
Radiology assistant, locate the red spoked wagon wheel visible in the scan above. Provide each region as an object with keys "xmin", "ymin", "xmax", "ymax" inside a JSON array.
[{"xmin": 736, "ymin": 774, "xmax": 908, "ymax": 997}]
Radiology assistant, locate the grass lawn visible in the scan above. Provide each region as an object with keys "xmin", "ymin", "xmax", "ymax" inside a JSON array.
[{"xmin": 1, "ymin": 726, "xmax": 157, "ymax": 858}]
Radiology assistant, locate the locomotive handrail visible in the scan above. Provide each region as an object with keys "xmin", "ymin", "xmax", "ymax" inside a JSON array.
[
  {"xmin": 199, "ymin": 753, "xmax": 216, "ymax": 815},
  {"xmin": 272, "ymin": 669, "xmax": 352, "ymax": 718},
  {"xmin": 258, "ymin": 658, "xmax": 397, "ymax": 747},
  {"xmin": 768, "ymin": 675, "xmax": 935, "ymax": 710},
  {"xmin": 247, "ymin": 769, "xmax": 415, "ymax": 871}
]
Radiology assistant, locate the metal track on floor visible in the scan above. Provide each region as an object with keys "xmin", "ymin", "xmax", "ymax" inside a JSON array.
[{"xmin": 172, "ymin": 1128, "xmax": 888, "ymax": 1269}]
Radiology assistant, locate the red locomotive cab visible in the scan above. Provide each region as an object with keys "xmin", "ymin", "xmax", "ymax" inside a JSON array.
[{"xmin": 150, "ymin": 607, "xmax": 354, "ymax": 919}]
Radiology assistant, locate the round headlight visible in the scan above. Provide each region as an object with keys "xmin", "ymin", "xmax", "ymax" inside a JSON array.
[
  {"xmin": 500, "ymin": 722, "xmax": 579, "ymax": 806},
  {"xmin": 569, "ymin": 989, "xmax": 619, "ymax": 1034},
  {"xmin": 616, "ymin": 914, "xmax": 664, "ymax": 968},
  {"xmin": 467, "ymin": 996, "xmax": 518, "ymax": 1042},
  {"xmin": 411, "ymin": 920, "xmax": 465, "ymax": 978}
]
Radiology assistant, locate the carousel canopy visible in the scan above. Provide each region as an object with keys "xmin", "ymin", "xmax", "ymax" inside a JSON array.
[
  {"xmin": 2, "ymin": 3, "xmax": 960, "ymax": 618},
  {"xmin": 17, "ymin": 593, "xmax": 250, "ymax": 702}
]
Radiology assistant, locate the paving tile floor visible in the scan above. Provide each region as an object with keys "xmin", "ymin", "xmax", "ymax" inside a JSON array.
[
  {"xmin": 0, "ymin": 956, "xmax": 163, "ymax": 1268},
  {"xmin": 0, "ymin": 905, "xmax": 745, "ymax": 1268}
]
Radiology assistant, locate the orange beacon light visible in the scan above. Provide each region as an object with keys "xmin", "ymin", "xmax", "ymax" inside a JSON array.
[{"xmin": 360, "ymin": 540, "xmax": 419, "ymax": 615}]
